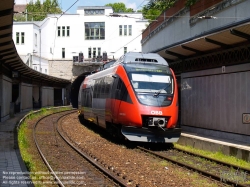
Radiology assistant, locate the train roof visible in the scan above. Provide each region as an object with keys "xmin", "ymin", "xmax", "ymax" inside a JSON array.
[{"xmin": 113, "ymin": 52, "xmax": 169, "ymax": 66}]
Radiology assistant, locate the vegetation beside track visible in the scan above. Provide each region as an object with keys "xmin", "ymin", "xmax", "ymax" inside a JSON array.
[
  {"xmin": 17, "ymin": 107, "xmax": 73, "ymax": 187},
  {"xmin": 174, "ymin": 143, "xmax": 250, "ymax": 170}
]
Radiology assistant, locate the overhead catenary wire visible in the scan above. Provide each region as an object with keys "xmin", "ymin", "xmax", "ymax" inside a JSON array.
[{"xmin": 58, "ymin": 0, "xmax": 79, "ymax": 19}]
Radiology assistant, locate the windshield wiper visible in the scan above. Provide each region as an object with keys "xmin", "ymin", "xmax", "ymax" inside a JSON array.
[{"xmin": 153, "ymin": 83, "xmax": 171, "ymax": 97}]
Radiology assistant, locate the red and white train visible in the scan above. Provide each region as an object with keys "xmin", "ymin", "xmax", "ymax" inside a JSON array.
[{"xmin": 78, "ymin": 52, "xmax": 181, "ymax": 143}]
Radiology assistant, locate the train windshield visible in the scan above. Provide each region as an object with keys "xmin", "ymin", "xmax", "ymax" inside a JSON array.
[
  {"xmin": 125, "ymin": 64, "xmax": 174, "ymax": 107},
  {"xmin": 131, "ymin": 74, "xmax": 172, "ymax": 94}
]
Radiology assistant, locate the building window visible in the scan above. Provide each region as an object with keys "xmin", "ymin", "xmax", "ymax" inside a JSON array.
[
  {"xmin": 16, "ymin": 32, "xmax": 20, "ymax": 44},
  {"xmin": 57, "ymin": 26, "xmax": 61, "ymax": 36},
  {"xmin": 88, "ymin": 47, "xmax": 91, "ymax": 58},
  {"xmin": 129, "ymin": 25, "xmax": 132, "ymax": 36},
  {"xmin": 62, "ymin": 26, "xmax": 65, "ymax": 37},
  {"xmin": 84, "ymin": 9, "xmax": 104, "ymax": 15},
  {"xmin": 85, "ymin": 22, "xmax": 105, "ymax": 40},
  {"xmin": 45, "ymin": 69, "xmax": 47, "ymax": 73},
  {"xmin": 124, "ymin": 47, "xmax": 127, "ymax": 54},
  {"xmin": 93, "ymin": 48, "xmax": 96, "ymax": 58},
  {"xmin": 119, "ymin": 25, "xmax": 122, "ymax": 36},
  {"xmin": 62, "ymin": 48, "xmax": 65, "ymax": 58},
  {"xmin": 35, "ymin": 33, "xmax": 37, "ymax": 46},
  {"xmin": 21, "ymin": 32, "xmax": 25, "ymax": 44},
  {"xmin": 124, "ymin": 25, "xmax": 127, "ymax": 36},
  {"xmin": 98, "ymin": 47, "xmax": 101, "ymax": 56},
  {"xmin": 67, "ymin": 26, "xmax": 70, "ymax": 36},
  {"xmin": 34, "ymin": 66, "xmax": 37, "ymax": 70},
  {"xmin": 119, "ymin": 25, "xmax": 132, "ymax": 36}
]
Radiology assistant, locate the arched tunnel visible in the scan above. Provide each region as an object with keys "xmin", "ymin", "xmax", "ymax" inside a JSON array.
[{"xmin": 70, "ymin": 72, "xmax": 91, "ymax": 108}]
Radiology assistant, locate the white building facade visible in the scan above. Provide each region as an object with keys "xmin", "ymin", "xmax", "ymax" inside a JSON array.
[{"xmin": 13, "ymin": 6, "xmax": 148, "ymax": 80}]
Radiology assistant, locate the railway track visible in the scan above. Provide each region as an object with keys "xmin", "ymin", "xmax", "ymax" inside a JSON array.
[
  {"xmin": 136, "ymin": 146, "xmax": 250, "ymax": 187},
  {"xmin": 31, "ymin": 110, "xmax": 249, "ymax": 186},
  {"xmin": 33, "ymin": 110, "xmax": 127, "ymax": 187}
]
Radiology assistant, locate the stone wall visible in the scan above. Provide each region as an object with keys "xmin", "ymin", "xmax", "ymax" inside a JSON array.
[{"xmin": 49, "ymin": 60, "xmax": 103, "ymax": 82}]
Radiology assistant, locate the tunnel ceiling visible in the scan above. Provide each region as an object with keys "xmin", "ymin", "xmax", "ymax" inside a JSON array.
[{"xmin": 0, "ymin": 0, "xmax": 70, "ymax": 86}]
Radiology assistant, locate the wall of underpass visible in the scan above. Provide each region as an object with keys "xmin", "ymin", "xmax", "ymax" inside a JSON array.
[
  {"xmin": 0, "ymin": 75, "xmax": 12, "ymax": 121},
  {"xmin": 180, "ymin": 63, "xmax": 250, "ymax": 143}
]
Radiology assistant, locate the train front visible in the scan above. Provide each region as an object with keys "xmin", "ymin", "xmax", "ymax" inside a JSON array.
[{"xmin": 120, "ymin": 63, "xmax": 181, "ymax": 143}]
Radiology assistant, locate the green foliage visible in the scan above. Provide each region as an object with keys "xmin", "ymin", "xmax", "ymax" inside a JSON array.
[
  {"xmin": 142, "ymin": 0, "xmax": 176, "ymax": 21},
  {"xmin": 18, "ymin": 121, "xmax": 28, "ymax": 148},
  {"xmin": 26, "ymin": 0, "xmax": 62, "ymax": 21},
  {"xmin": 105, "ymin": 2, "xmax": 134, "ymax": 13},
  {"xmin": 141, "ymin": 0, "xmax": 199, "ymax": 22},
  {"xmin": 174, "ymin": 143, "xmax": 250, "ymax": 170},
  {"xmin": 142, "ymin": 7, "xmax": 162, "ymax": 22},
  {"xmin": 185, "ymin": 0, "xmax": 199, "ymax": 7}
]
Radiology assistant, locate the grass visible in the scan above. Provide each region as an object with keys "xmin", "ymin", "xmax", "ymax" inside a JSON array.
[
  {"xmin": 18, "ymin": 107, "xmax": 72, "ymax": 187},
  {"xmin": 174, "ymin": 143, "xmax": 250, "ymax": 170}
]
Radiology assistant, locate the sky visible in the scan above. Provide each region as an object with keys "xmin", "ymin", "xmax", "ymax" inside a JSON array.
[{"xmin": 15, "ymin": 0, "xmax": 149, "ymax": 13}]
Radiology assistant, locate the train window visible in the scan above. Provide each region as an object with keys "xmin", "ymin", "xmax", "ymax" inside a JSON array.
[
  {"xmin": 100, "ymin": 78, "xmax": 105, "ymax": 98},
  {"xmin": 93, "ymin": 79, "xmax": 100, "ymax": 98},
  {"xmin": 135, "ymin": 58, "xmax": 157, "ymax": 62},
  {"xmin": 104, "ymin": 76, "xmax": 113, "ymax": 97},
  {"xmin": 111, "ymin": 77, "xmax": 132, "ymax": 103},
  {"xmin": 93, "ymin": 77, "xmax": 114, "ymax": 99},
  {"xmin": 129, "ymin": 73, "xmax": 174, "ymax": 106},
  {"xmin": 131, "ymin": 73, "xmax": 172, "ymax": 94},
  {"xmin": 83, "ymin": 88, "xmax": 92, "ymax": 107},
  {"xmin": 93, "ymin": 83, "xmax": 97, "ymax": 98},
  {"xmin": 81, "ymin": 89, "xmax": 85, "ymax": 106}
]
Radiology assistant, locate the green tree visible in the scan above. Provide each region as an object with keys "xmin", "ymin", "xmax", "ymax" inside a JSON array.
[
  {"xmin": 105, "ymin": 2, "xmax": 134, "ymax": 13},
  {"xmin": 142, "ymin": 0, "xmax": 198, "ymax": 22},
  {"xmin": 25, "ymin": 0, "xmax": 62, "ymax": 21},
  {"xmin": 142, "ymin": 0, "xmax": 176, "ymax": 21}
]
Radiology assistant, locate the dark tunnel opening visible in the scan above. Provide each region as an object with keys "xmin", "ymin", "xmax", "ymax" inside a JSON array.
[{"xmin": 70, "ymin": 73, "xmax": 90, "ymax": 108}]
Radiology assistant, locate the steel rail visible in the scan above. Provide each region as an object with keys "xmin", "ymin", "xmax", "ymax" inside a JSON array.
[
  {"xmin": 57, "ymin": 114, "xmax": 128, "ymax": 187},
  {"xmin": 137, "ymin": 146, "xmax": 248, "ymax": 187},
  {"xmin": 174, "ymin": 147, "xmax": 250, "ymax": 173},
  {"xmin": 33, "ymin": 109, "xmax": 76, "ymax": 187}
]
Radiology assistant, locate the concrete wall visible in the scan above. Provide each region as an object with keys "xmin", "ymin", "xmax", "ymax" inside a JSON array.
[
  {"xmin": 0, "ymin": 75, "xmax": 12, "ymax": 121},
  {"xmin": 20, "ymin": 83, "xmax": 33, "ymax": 112},
  {"xmin": 41, "ymin": 87, "xmax": 54, "ymax": 107},
  {"xmin": 180, "ymin": 63, "xmax": 250, "ymax": 142}
]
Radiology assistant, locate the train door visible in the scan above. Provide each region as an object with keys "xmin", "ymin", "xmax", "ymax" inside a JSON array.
[
  {"xmin": 82, "ymin": 88, "xmax": 93, "ymax": 121},
  {"xmin": 110, "ymin": 76, "xmax": 127, "ymax": 124}
]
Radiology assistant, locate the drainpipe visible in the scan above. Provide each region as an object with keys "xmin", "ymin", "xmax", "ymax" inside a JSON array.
[{"xmin": 39, "ymin": 28, "xmax": 41, "ymax": 72}]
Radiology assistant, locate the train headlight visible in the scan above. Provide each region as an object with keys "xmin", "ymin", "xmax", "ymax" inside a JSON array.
[{"xmin": 148, "ymin": 118, "xmax": 153, "ymax": 126}]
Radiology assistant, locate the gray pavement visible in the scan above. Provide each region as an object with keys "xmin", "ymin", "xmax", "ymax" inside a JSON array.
[{"xmin": 0, "ymin": 112, "xmax": 32, "ymax": 187}]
